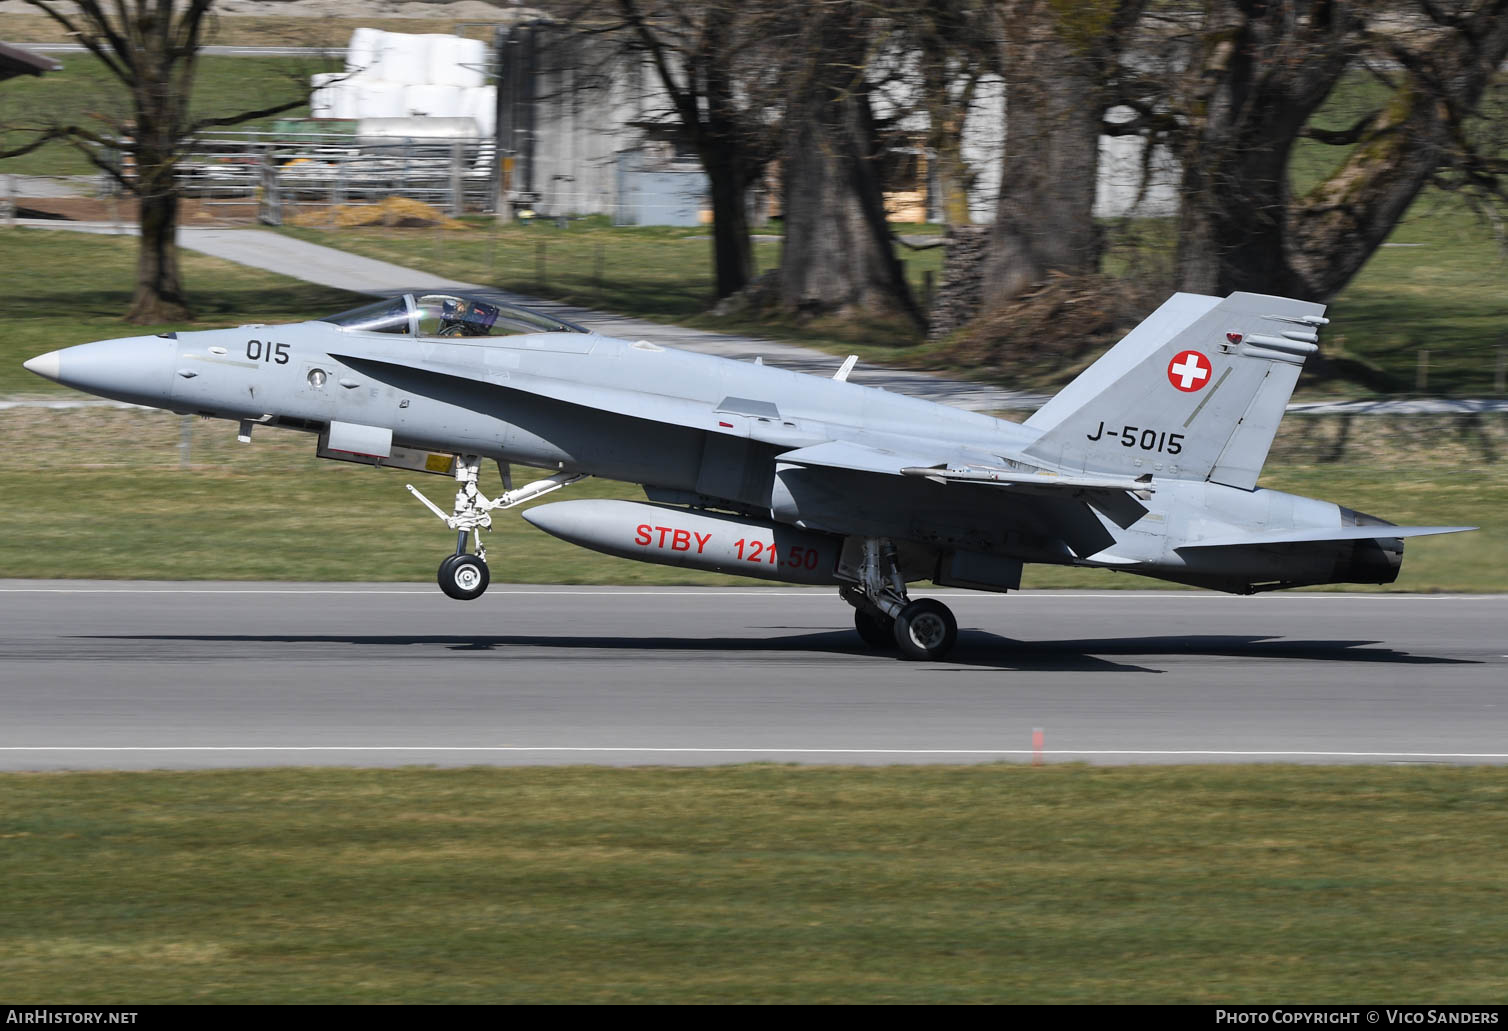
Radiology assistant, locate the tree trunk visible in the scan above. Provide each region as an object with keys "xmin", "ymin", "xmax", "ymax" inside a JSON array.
[
  {"xmin": 1172, "ymin": 3, "xmax": 1354, "ymax": 298},
  {"xmin": 1173, "ymin": 79, "xmax": 1313, "ymax": 297},
  {"xmin": 704, "ymin": 147, "xmax": 753, "ymax": 299},
  {"xmin": 981, "ymin": 1, "xmax": 1142, "ymax": 309},
  {"xmin": 617, "ymin": 0, "xmax": 763, "ymax": 301},
  {"xmin": 779, "ymin": 6, "xmax": 921, "ymax": 327},
  {"xmin": 129, "ymin": 185, "xmax": 189, "ymax": 323},
  {"xmin": 127, "ymin": 54, "xmax": 192, "ymax": 325},
  {"xmin": 697, "ymin": 6, "xmax": 755, "ymax": 300},
  {"xmin": 923, "ymin": 66, "xmax": 976, "ymax": 227}
]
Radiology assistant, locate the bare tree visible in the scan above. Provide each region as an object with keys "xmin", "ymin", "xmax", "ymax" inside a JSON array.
[
  {"xmin": 611, "ymin": 0, "xmax": 786, "ymax": 300},
  {"xmin": 778, "ymin": 2, "xmax": 924, "ymax": 329},
  {"xmin": 1165, "ymin": 0, "xmax": 1508, "ymax": 300},
  {"xmin": 907, "ymin": 0, "xmax": 999, "ymax": 227},
  {"xmin": 981, "ymin": 0, "xmax": 1147, "ymax": 308},
  {"xmin": 11, "ymin": 1, "xmax": 306, "ymax": 322}
]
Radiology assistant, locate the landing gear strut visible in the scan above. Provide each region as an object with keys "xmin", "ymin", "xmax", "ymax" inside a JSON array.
[
  {"xmin": 841, "ymin": 538, "xmax": 958, "ymax": 661},
  {"xmin": 407, "ymin": 455, "xmax": 584, "ymax": 601}
]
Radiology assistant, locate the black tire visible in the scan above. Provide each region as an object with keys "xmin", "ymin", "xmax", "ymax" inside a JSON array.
[
  {"xmin": 892, "ymin": 598, "xmax": 958, "ymax": 661},
  {"xmin": 854, "ymin": 608, "xmax": 896, "ymax": 650},
  {"xmin": 438, "ymin": 553, "xmax": 490, "ymax": 601}
]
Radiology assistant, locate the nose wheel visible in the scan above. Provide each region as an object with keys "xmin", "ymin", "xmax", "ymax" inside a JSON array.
[{"xmin": 438, "ymin": 552, "xmax": 490, "ymax": 601}]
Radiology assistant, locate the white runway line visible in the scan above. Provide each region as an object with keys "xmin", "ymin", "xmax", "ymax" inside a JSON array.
[
  {"xmin": 0, "ymin": 586, "xmax": 1501, "ymax": 600},
  {"xmin": 3, "ymin": 746, "xmax": 1508, "ymax": 759}
]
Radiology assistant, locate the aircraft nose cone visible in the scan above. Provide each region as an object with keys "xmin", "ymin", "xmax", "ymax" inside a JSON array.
[
  {"xmin": 22, "ymin": 350, "xmax": 62, "ymax": 382},
  {"xmin": 30, "ymin": 335, "xmax": 177, "ymax": 407}
]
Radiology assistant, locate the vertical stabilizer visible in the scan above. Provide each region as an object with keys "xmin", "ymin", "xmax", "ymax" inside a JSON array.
[{"xmin": 1021, "ymin": 292, "xmax": 1326, "ymax": 490}]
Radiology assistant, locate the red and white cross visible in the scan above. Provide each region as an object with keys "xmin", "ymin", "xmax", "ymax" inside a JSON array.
[{"xmin": 1167, "ymin": 350, "xmax": 1212, "ymax": 392}]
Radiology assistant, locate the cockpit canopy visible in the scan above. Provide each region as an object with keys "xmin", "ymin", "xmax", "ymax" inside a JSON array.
[{"xmin": 320, "ymin": 293, "xmax": 590, "ymax": 339}]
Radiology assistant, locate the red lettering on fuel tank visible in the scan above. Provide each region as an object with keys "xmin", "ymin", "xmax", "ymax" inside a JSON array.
[
  {"xmin": 655, "ymin": 525, "xmax": 673, "ymax": 548},
  {"xmin": 635, "ymin": 524, "xmax": 652, "ymax": 546},
  {"xmin": 671, "ymin": 528, "xmax": 691, "ymax": 551},
  {"xmin": 693, "ymin": 531, "xmax": 711, "ymax": 554}
]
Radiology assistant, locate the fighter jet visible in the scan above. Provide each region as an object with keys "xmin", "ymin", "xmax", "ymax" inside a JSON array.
[{"xmin": 22, "ymin": 289, "xmax": 1472, "ymax": 660}]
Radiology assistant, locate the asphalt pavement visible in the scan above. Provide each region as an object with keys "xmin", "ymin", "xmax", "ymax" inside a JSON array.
[{"xmin": 2, "ymin": 582, "xmax": 1503, "ymax": 770}]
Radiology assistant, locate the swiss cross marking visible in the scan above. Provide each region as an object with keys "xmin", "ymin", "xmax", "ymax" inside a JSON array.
[{"xmin": 1168, "ymin": 350, "xmax": 1212, "ymax": 392}]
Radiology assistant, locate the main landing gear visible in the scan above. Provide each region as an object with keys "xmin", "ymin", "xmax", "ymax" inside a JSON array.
[
  {"xmin": 407, "ymin": 455, "xmax": 584, "ymax": 601},
  {"xmin": 841, "ymin": 537, "xmax": 958, "ymax": 661}
]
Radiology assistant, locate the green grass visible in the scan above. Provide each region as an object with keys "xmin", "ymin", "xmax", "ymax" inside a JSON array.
[
  {"xmin": 0, "ymin": 56, "xmax": 335, "ymax": 177},
  {"xmin": 2, "ymin": 764, "xmax": 1506, "ymax": 1003},
  {"xmin": 0, "ymin": 228, "xmax": 365, "ymax": 396},
  {"xmin": 2, "ymin": 12, "xmax": 465, "ymax": 48},
  {"xmin": 1323, "ymin": 205, "xmax": 1508, "ymax": 397}
]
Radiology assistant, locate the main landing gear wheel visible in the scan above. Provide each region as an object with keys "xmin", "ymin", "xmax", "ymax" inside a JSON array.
[
  {"xmin": 893, "ymin": 599, "xmax": 958, "ymax": 661},
  {"xmin": 438, "ymin": 553, "xmax": 490, "ymax": 601},
  {"xmin": 854, "ymin": 608, "xmax": 896, "ymax": 650}
]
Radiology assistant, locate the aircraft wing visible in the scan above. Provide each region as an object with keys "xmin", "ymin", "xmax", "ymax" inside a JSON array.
[
  {"xmin": 328, "ymin": 346, "xmax": 827, "ymax": 447},
  {"xmin": 1178, "ymin": 525, "xmax": 1476, "ymax": 548},
  {"xmin": 335, "ymin": 343, "xmax": 1154, "ymax": 527}
]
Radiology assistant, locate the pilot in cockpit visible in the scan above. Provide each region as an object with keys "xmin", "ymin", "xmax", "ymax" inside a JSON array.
[{"xmin": 438, "ymin": 298, "xmax": 501, "ymax": 337}]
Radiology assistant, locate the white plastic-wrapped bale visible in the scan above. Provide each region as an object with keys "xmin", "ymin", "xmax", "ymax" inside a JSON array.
[
  {"xmin": 354, "ymin": 80, "xmax": 408, "ymax": 119},
  {"xmin": 345, "ymin": 27, "xmax": 385, "ymax": 77},
  {"xmin": 403, "ymin": 84, "xmax": 465, "ymax": 120},
  {"xmin": 309, "ymin": 71, "xmax": 343, "ymax": 119},
  {"xmin": 428, "ymin": 35, "xmax": 487, "ymax": 89},
  {"xmin": 356, "ymin": 117, "xmax": 479, "ymax": 142},
  {"xmin": 460, "ymin": 85, "xmax": 496, "ymax": 137},
  {"xmin": 326, "ymin": 80, "xmax": 361, "ymax": 120},
  {"xmin": 377, "ymin": 32, "xmax": 432, "ymax": 85}
]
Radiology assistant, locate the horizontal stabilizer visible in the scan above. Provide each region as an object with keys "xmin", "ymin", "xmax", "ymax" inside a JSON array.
[{"xmin": 1179, "ymin": 525, "xmax": 1476, "ymax": 549}]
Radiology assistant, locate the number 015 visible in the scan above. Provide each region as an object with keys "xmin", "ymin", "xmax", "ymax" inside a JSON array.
[{"xmin": 246, "ymin": 340, "xmax": 290, "ymax": 364}]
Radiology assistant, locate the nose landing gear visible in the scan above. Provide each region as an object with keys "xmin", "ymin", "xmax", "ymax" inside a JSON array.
[{"xmin": 407, "ymin": 455, "xmax": 584, "ymax": 600}]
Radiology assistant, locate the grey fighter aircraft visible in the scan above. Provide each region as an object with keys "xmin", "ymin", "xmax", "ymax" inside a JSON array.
[{"xmin": 23, "ymin": 289, "xmax": 1472, "ymax": 660}]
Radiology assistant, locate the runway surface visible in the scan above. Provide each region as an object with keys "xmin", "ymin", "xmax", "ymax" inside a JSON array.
[{"xmin": 1, "ymin": 582, "xmax": 1504, "ymax": 770}]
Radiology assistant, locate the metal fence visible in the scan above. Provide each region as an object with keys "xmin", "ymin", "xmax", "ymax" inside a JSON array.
[{"xmin": 166, "ymin": 131, "xmax": 498, "ymax": 222}]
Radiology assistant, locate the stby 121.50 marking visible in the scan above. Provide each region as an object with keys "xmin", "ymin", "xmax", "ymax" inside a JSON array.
[{"xmin": 1086, "ymin": 422, "xmax": 1184, "ymax": 455}]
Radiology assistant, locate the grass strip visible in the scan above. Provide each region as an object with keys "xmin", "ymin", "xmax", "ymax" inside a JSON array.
[{"xmin": 1, "ymin": 764, "xmax": 1506, "ymax": 1003}]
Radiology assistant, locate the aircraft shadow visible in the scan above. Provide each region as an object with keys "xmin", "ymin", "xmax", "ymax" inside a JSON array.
[
  {"xmin": 80, "ymin": 629, "xmax": 1473, "ymax": 674},
  {"xmin": 948, "ymin": 631, "xmax": 1475, "ymax": 672}
]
